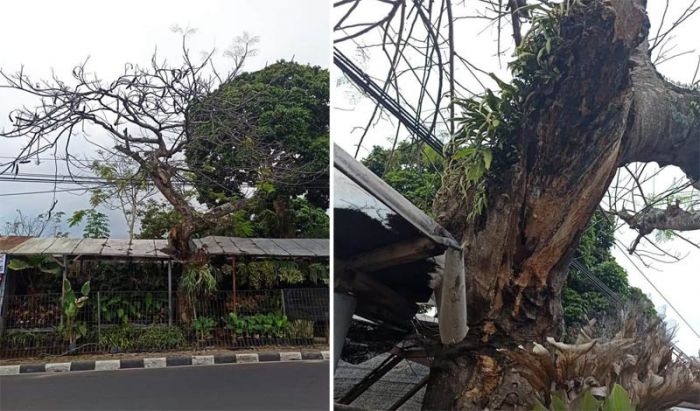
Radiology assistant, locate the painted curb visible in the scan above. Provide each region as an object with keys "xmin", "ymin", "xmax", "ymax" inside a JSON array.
[
  {"xmin": 45, "ymin": 362, "xmax": 71, "ymax": 373},
  {"xmin": 0, "ymin": 365, "xmax": 20, "ymax": 376},
  {"xmin": 280, "ymin": 351, "xmax": 302, "ymax": 361},
  {"xmin": 144, "ymin": 358, "xmax": 166, "ymax": 369},
  {"xmin": 0, "ymin": 351, "xmax": 327, "ymax": 376},
  {"xmin": 192, "ymin": 355, "xmax": 215, "ymax": 366},
  {"xmin": 235, "ymin": 353, "xmax": 259, "ymax": 364}
]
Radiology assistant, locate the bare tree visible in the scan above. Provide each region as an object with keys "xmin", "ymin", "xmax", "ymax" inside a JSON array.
[
  {"xmin": 2, "ymin": 209, "xmax": 67, "ymax": 238},
  {"xmin": 0, "ymin": 33, "xmax": 296, "ymax": 261}
]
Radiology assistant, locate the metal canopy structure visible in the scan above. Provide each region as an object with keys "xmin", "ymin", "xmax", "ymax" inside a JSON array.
[
  {"xmin": 333, "ymin": 144, "xmax": 467, "ymax": 369},
  {"xmin": 0, "ymin": 236, "xmax": 329, "ymax": 259},
  {"xmin": 193, "ymin": 236, "xmax": 328, "ymax": 258},
  {"xmin": 0, "ymin": 237, "xmax": 169, "ymax": 259}
]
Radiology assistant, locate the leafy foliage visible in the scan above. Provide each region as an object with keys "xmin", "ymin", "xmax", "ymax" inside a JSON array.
[
  {"xmin": 136, "ymin": 200, "xmax": 184, "ymax": 239},
  {"xmin": 185, "ymin": 61, "xmax": 329, "ymax": 237},
  {"xmin": 224, "ymin": 312, "xmax": 297, "ymax": 339},
  {"xmin": 563, "ymin": 212, "xmax": 656, "ymax": 335},
  {"xmin": 99, "ymin": 323, "xmax": 186, "ymax": 352},
  {"xmin": 0, "ymin": 330, "xmax": 61, "ymax": 350},
  {"xmin": 68, "ymin": 209, "xmax": 111, "ymax": 239},
  {"xmin": 97, "ymin": 292, "xmax": 167, "ymax": 324},
  {"xmin": 363, "ymin": 142, "xmax": 442, "ymax": 215},
  {"xmin": 58, "ymin": 279, "xmax": 90, "ymax": 349},
  {"xmin": 448, "ymin": 74, "xmax": 521, "ymax": 220},
  {"xmin": 7, "ymin": 255, "xmax": 62, "ymax": 275},
  {"xmin": 193, "ymin": 316, "xmax": 216, "ymax": 341},
  {"xmin": 85, "ymin": 150, "xmax": 155, "ymax": 239},
  {"xmin": 137, "ymin": 196, "xmax": 328, "ymax": 239},
  {"xmin": 445, "ymin": 1, "xmax": 581, "ymax": 221},
  {"xmin": 136, "ymin": 324, "xmax": 186, "ymax": 351},
  {"xmin": 234, "ymin": 260, "xmax": 328, "ymax": 289},
  {"xmin": 287, "ymin": 319, "xmax": 315, "ymax": 339}
]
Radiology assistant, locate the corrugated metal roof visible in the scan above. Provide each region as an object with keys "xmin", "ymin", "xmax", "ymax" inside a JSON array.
[
  {"xmin": 334, "ymin": 143, "xmax": 459, "ymax": 250},
  {"xmin": 193, "ymin": 236, "xmax": 329, "ymax": 257},
  {"xmin": 0, "ymin": 238, "xmax": 170, "ymax": 259},
  {"xmin": 0, "ymin": 236, "xmax": 33, "ymax": 251},
  {"xmin": 0, "ymin": 236, "xmax": 328, "ymax": 258}
]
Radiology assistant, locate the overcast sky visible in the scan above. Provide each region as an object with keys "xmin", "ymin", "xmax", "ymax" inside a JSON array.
[
  {"xmin": 0, "ymin": 0, "xmax": 329, "ymax": 237},
  {"xmin": 331, "ymin": 2, "xmax": 700, "ymax": 356}
]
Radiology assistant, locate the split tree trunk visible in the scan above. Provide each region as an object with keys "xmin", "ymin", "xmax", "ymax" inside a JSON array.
[{"xmin": 425, "ymin": 1, "xmax": 699, "ymax": 409}]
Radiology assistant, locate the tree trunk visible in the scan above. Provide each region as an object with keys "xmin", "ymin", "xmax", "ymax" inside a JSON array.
[
  {"xmin": 425, "ymin": 1, "xmax": 699, "ymax": 409},
  {"xmin": 272, "ymin": 195, "xmax": 294, "ymax": 238}
]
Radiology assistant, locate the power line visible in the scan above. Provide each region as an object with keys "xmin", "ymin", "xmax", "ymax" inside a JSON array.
[
  {"xmin": 333, "ymin": 47, "xmax": 445, "ymax": 155},
  {"xmin": 613, "ymin": 242, "xmax": 700, "ymax": 340},
  {"xmin": 0, "ymin": 187, "xmax": 100, "ymax": 197},
  {"xmin": 570, "ymin": 257, "xmax": 693, "ymax": 359}
]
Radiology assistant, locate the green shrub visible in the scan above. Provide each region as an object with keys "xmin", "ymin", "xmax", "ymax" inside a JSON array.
[
  {"xmin": 223, "ymin": 312, "xmax": 290, "ymax": 338},
  {"xmin": 99, "ymin": 323, "xmax": 186, "ymax": 352},
  {"xmin": 0, "ymin": 330, "xmax": 60, "ymax": 349},
  {"xmin": 99, "ymin": 324, "xmax": 141, "ymax": 352},
  {"xmin": 287, "ymin": 320, "xmax": 314, "ymax": 339},
  {"xmin": 193, "ymin": 316, "xmax": 216, "ymax": 341},
  {"xmin": 224, "ymin": 312, "xmax": 245, "ymax": 335},
  {"xmin": 136, "ymin": 325, "xmax": 186, "ymax": 351}
]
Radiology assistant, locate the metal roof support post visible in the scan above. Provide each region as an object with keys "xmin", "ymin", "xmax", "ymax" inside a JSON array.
[
  {"xmin": 438, "ymin": 248, "xmax": 468, "ymax": 344},
  {"xmin": 167, "ymin": 260, "xmax": 173, "ymax": 326},
  {"xmin": 230, "ymin": 256, "xmax": 237, "ymax": 314},
  {"xmin": 334, "ymin": 291, "xmax": 356, "ymax": 370},
  {"xmin": 61, "ymin": 255, "xmax": 68, "ymax": 327}
]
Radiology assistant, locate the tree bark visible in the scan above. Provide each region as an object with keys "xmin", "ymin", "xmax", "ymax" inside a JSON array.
[
  {"xmin": 426, "ymin": 1, "xmax": 699, "ymax": 409},
  {"xmin": 273, "ymin": 195, "xmax": 294, "ymax": 238}
]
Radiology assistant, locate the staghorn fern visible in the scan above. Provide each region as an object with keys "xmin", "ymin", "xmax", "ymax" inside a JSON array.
[{"xmin": 502, "ymin": 309, "xmax": 699, "ymax": 410}]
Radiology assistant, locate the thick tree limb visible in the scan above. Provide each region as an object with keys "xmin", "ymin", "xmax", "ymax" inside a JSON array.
[
  {"xmin": 619, "ymin": 43, "xmax": 700, "ymax": 187},
  {"xmin": 615, "ymin": 204, "xmax": 700, "ymax": 235}
]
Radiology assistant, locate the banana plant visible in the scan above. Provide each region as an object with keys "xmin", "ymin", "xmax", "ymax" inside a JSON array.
[
  {"xmin": 58, "ymin": 279, "xmax": 90, "ymax": 351},
  {"xmin": 7, "ymin": 255, "xmax": 62, "ymax": 275}
]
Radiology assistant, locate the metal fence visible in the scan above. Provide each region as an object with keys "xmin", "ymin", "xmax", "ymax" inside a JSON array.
[{"xmin": 0, "ymin": 288, "xmax": 328, "ymax": 358}]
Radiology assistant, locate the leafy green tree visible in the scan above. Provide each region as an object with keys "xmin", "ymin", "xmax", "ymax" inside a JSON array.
[
  {"xmin": 363, "ymin": 142, "xmax": 443, "ymax": 215},
  {"xmin": 563, "ymin": 212, "xmax": 656, "ymax": 332},
  {"xmin": 68, "ymin": 210, "xmax": 111, "ymax": 239},
  {"xmin": 185, "ymin": 61, "xmax": 329, "ymax": 237},
  {"xmin": 137, "ymin": 197, "xmax": 327, "ymax": 239},
  {"xmin": 136, "ymin": 200, "xmax": 184, "ymax": 239}
]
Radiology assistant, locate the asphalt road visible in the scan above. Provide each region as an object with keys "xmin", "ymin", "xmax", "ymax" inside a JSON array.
[{"xmin": 0, "ymin": 361, "xmax": 329, "ymax": 411}]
